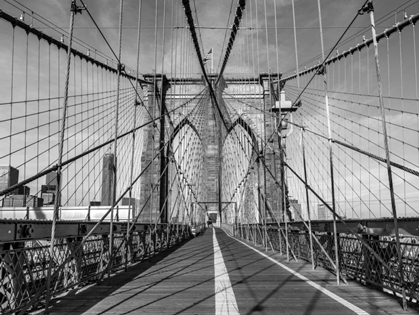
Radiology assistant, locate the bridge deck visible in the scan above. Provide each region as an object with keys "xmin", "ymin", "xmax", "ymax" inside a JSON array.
[{"xmin": 42, "ymin": 228, "xmax": 417, "ymax": 315}]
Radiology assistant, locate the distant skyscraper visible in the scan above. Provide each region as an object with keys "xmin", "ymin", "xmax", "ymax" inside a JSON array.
[
  {"xmin": 42, "ymin": 171, "xmax": 59, "ymax": 206},
  {"xmin": 2, "ymin": 195, "xmax": 43, "ymax": 207},
  {"xmin": 46, "ymin": 171, "xmax": 58, "ymax": 186},
  {"xmin": 0, "ymin": 166, "xmax": 43, "ymax": 208},
  {"xmin": 290, "ymin": 199, "xmax": 302, "ymax": 220},
  {"xmin": 0, "ymin": 165, "xmax": 19, "ymax": 194},
  {"xmin": 17, "ymin": 186, "xmax": 30, "ymax": 195},
  {"xmin": 101, "ymin": 153, "xmax": 116, "ymax": 206},
  {"xmin": 41, "ymin": 192, "xmax": 55, "ymax": 205},
  {"xmin": 318, "ymin": 202, "xmax": 333, "ymax": 220}
]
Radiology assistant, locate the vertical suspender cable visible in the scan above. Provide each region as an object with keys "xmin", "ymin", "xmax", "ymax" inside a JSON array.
[
  {"xmin": 37, "ymin": 39, "xmax": 41, "ymax": 200},
  {"xmin": 86, "ymin": 53, "xmax": 90, "ymax": 205},
  {"xmin": 263, "ymin": 0, "xmax": 270, "ymax": 252},
  {"xmin": 358, "ymin": 49, "xmax": 362, "ymax": 217},
  {"xmin": 250, "ymin": 0, "xmax": 255, "ymax": 78},
  {"xmin": 316, "ymin": 0, "xmax": 340, "ymax": 285},
  {"xmin": 170, "ymin": 0, "xmax": 175, "ymax": 110},
  {"xmin": 180, "ymin": 27, "xmax": 185, "ymax": 223},
  {"xmin": 48, "ymin": 43, "xmax": 51, "ymax": 168},
  {"xmin": 249, "ymin": 0, "xmax": 257, "ymax": 240},
  {"xmin": 108, "ymin": 0, "xmax": 125, "ymax": 279},
  {"xmin": 301, "ymin": 128, "xmax": 315, "ymax": 269},
  {"xmin": 168, "ymin": 0, "xmax": 174, "ymax": 247},
  {"xmin": 255, "ymin": 0, "xmax": 260, "ymax": 75},
  {"xmin": 366, "ymin": 45, "xmax": 371, "ymax": 218},
  {"xmin": 280, "ymin": 124, "xmax": 289, "ymax": 261},
  {"xmin": 151, "ymin": 0, "xmax": 159, "ymax": 227},
  {"xmin": 254, "ymin": 0, "xmax": 263, "ymax": 244},
  {"xmin": 8, "ymin": 26, "xmax": 15, "ymax": 169},
  {"xmin": 159, "ymin": 0, "xmax": 167, "ymax": 224},
  {"xmin": 291, "ymin": 0, "xmax": 300, "ymax": 89},
  {"xmin": 92, "ymin": 53, "xmax": 96, "ymax": 206},
  {"xmin": 412, "ymin": 20, "xmax": 418, "ymax": 99},
  {"xmin": 24, "ymin": 30, "xmax": 29, "ymax": 200},
  {"xmin": 398, "ymin": 29, "xmax": 406, "ymax": 216},
  {"xmin": 79, "ymin": 59, "xmax": 83, "ymax": 206},
  {"xmin": 45, "ymin": 0, "xmax": 77, "ymax": 311},
  {"xmin": 172, "ymin": 3, "xmax": 178, "ymax": 235},
  {"xmin": 291, "ymin": 0, "xmax": 314, "ymax": 269},
  {"xmin": 95, "ymin": 53, "xmax": 100, "ymax": 204},
  {"xmin": 126, "ymin": 0, "xmax": 143, "ymax": 269},
  {"xmin": 367, "ymin": 0, "xmax": 407, "ymax": 309},
  {"xmin": 351, "ymin": 50, "xmax": 355, "ymax": 218},
  {"xmin": 274, "ymin": 0, "xmax": 279, "ymax": 83},
  {"xmin": 385, "ymin": 35, "xmax": 391, "ymax": 161}
]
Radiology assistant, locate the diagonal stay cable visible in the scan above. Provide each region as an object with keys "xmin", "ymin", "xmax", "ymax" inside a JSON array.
[
  {"xmin": 0, "ymin": 90, "xmax": 206, "ymax": 197},
  {"xmin": 19, "ymin": 89, "xmax": 208, "ymax": 308},
  {"xmin": 78, "ymin": 0, "xmax": 154, "ymax": 119},
  {"xmin": 284, "ymin": 160, "xmax": 405, "ymax": 280},
  {"xmin": 219, "ymin": 79, "xmax": 419, "ymax": 178}
]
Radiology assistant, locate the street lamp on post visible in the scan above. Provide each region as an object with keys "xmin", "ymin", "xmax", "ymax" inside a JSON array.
[
  {"xmin": 271, "ymin": 90, "xmax": 297, "ymax": 218},
  {"xmin": 271, "ymin": 90, "xmax": 297, "ymax": 261}
]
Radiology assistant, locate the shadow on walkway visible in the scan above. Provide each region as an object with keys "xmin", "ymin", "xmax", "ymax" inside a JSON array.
[{"xmin": 37, "ymin": 235, "xmax": 202, "ymax": 314}]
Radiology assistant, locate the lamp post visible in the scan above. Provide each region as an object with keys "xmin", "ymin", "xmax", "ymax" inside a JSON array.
[{"xmin": 271, "ymin": 90, "xmax": 299, "ymax": 261}]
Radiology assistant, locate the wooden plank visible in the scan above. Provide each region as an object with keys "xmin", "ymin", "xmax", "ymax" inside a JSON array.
[
  {"xmin": 219, "ymin": 229, "xmax": 418, "ymax": 315},
  {"xmin": 40, "ymin": 228, "xmax": 418, "ymax": 315},
  {"xmin": 43, "ymin": 231, "xmax": 215, "ymax": 314}
]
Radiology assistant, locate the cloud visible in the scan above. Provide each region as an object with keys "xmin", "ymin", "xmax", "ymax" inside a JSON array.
[{"xmin": 0, "ymin": 0, "xmax": 417, "ymax": 211}]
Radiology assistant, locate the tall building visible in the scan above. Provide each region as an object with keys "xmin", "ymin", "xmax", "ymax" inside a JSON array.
[
  {"xmin": 0, "ymin": 166, "xmax": 42, "ymax": 207},
  {"xmin": 46, "ymin": 171, "xmax": 58, "ymax": 186},
  {"xmin": 101, "ymin": 153, "xmax": 116, "ymax": 206},
  {"xmin": 17, "ymin": 185, "xmax": 30, "ymax": 195},
  {"xmin": 41, "ymin": 172, "xmax": 58, "ymax": 206},
  {"xmin": 290, "ymin": 199, "xmax": 302, "ymax": 220},
  {"xmin": 3, "ymin": 195, "xmax": 43, "ymax": 207},
  {"xmin": 0, "ymin": 165, "xmax": 19, "ymax": 193},
  {"xmin": 318, "ymin": 202, "xmax": 333, "ymax": 220}
]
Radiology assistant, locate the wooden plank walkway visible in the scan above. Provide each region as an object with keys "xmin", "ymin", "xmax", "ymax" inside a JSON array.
[{"xmin": 38, "ymin": 228, "xmax": 418, "ymax": 315}]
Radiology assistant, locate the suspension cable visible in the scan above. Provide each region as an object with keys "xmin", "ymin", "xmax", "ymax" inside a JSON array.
[{"xmin": 217, "ymin": 0, "xmax": 246, "ymax": 82}]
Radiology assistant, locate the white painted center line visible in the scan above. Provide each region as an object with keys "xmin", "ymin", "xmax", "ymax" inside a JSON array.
[
  {"xmin": 213, "ymin": 228, "xmax": 240, "ymax": 315},
  {"xmin": 226, "ymin": 231, "xmax": 370, "ymax": 315}
]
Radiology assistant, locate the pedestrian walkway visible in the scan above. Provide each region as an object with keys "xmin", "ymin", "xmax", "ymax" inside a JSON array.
[{"xmin": 40, "ymin": 228, "xmax": 417, "ymax": 314}]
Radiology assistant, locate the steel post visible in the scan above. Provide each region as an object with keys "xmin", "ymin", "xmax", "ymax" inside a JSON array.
[
  {"xmin": 301, "ymin": 128, "xmax": 315, "ymax": 269},
  {"xmin": 279, "ymin": 128, "xmax": 290, "ymax": 261},
  {"xmin": 368, "ymin": 0, "xmax": 407, "ymax": 309},
  {"xmin": 45, "ymin": 2, "xmax": 77, "ymax": 311},
  {"xmin": 317, "ymin": 0, "xmax": 340, "ymax": 285},
  {"xmin": 256, "ymin": 157, "xmax": 264, "ymax": 247}
]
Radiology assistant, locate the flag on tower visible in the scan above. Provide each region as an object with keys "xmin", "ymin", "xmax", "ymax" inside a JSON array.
[{"xmin": 203, "ymin": 48, "xmax": 213, "ymax": 64}]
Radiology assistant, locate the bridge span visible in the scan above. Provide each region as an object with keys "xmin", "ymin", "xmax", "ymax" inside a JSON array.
[
  {"xmin": 18, "ymin": 227, "xmax": 414, "ymax": 315},
  {"xmin": 0, "ymin": 0, "xmax": 418, "ymax": 313}
]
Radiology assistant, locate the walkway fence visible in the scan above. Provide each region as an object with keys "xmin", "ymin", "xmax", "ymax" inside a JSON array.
[
  {"xmin": 0, "ymin": 223, "xmax": 199, "ymax": 314},
  {"xmin": 228, "ymin": 223, "xmax": 419, "ymax": 303}
]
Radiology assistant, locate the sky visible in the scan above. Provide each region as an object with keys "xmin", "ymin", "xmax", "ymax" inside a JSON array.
[
  {"xmin": 1, "ymin": 0, "xmax": 417, "ymax": 77},
  {"xmin": 0, "ymin": 0, "xmax": 418, "ymax": 219}
]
